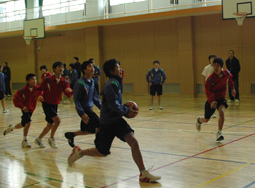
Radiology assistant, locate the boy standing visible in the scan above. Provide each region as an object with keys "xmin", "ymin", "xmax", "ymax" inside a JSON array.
[
  {"xmin": 64, "ymin": 61, "xmax": 101, "ymax": 148},
  {"xmin": 35, "ymin": 61, "xmax": 73, "ymax": 149},
  {"xmin": 196, "ymin": 58, "xmax": 236, "ymax": 142},
  {"xmin": 0, "ymin": 66, "xmax": 9, "ymax": 113},
  {"xmin": 3, "ymin": 74, "xmax": 42, "ymax": 148},
  {"xmin": 202, "ymin": 55, "xmax": 217, "ymax": 118},
  {"xmin": 146, "ymin": 60, "xmax": 166, "ymax": 110},
  {"xmin": 67, "ymin": 59, "xmax": 161, "ymax": 183},
  {"xmin": 40, "ymin": 65, "xmax": 52, "ymax": 81},
  {"xmin": 89, "ymin": 58, "xmax": 101, "ymax": 95}
]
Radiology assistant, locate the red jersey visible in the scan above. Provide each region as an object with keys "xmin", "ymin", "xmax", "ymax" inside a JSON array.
[
  {"xmin": 13, "ymin": 85, "xmax": 42, "ymax": 113},
  {"xmin": 41, "ymin": 72, "xmax": 52, "ymax": 81},
  {"xmin": 205, "ymin": 70, "xmax": 234, "ymax": 103},
  {"xmin": 38, "ymin": 75, "xmax": 73, "ymax": 104}
]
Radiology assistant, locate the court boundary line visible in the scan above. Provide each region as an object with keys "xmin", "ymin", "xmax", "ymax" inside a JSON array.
[{"xmin": 100, "ymin": 132, "xmax": 255, "ymax": 188}]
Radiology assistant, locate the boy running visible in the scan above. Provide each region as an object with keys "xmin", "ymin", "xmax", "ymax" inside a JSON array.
[
  {"xmin": 64, "ymin": 61, "xmax": 101, "ymax": 148},
  {"xmin": 196, "ymin": 57, "xmax": 236, "ymax": 142},
  {"xmin": 3, "ymin": 74, "xmax": 42, "ymax": 148},
  {"xmin": 35, "ymin": 61, "xmax": 73, "ymax": 149}
]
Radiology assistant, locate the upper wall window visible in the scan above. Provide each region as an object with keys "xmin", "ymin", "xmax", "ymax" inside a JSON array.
[
  {"xmin": 0, "ymin": 0, "xmax": 25, "ymax": 22},
  {"xmin": 42, "ymin": 0, "xmax": 86, "ymax": 16},
  {"xmin": 110, "ymin": 0, "xmax": 146, "ymax": 6}
]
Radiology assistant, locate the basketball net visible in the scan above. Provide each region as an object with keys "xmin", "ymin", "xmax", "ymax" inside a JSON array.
[
  {"xmin": 233, "ymin": 12, "xmax": 247, "ymax": 26},
  {"xmin": 23, "ymin": 36, "xmax": 35, "ymax": 45}
]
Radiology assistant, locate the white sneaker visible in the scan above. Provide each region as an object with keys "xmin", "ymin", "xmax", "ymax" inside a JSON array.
[
  {"xmin": 48, "ymin": 138, "xmax": 58, "ymax": 149},
  {"xmin": 228, "ymin": 100, "xmax": 234, "ymax": 103},
  {"xmin": 22, "ymin": 139, "xmax": 31, "ymax": 148},
  {"xmin": 3, "ymin": 124, "xmax": 13, "ymax": 135},
  {"xmin": 139, "ymin": 170, "xmax": 161, "ymax": 183},
  {"xmin": 68, "ymin": 146, "xmax": 82, "ymax": 167},
  {"xmin": 149, "ymin": 106, "xmax": 154, "ymax": 110},
  {"xmin": 34, "ymin": 137, "xmax": 46, "ymax": 148},
  {"xmin": 212, "ymin": 113, "xmax": 217, "ymax": 118},
  {"xmin": 158, "ymin": 106, "xmax": 163, "ymax": 110},
  {"xmin": 3, "ymin": 109, "xmax": 9, "ymax": 113},
  {"xmin": 196, "ymin": 117, "xmax": 202, "ymax": 132},
  {"xmin": 216, "ymin": 132, "xmax": 224, "ymax": 142},
  {"xmin": 235, "ymin": 99, "xmax": 239, "ymax": 103}
]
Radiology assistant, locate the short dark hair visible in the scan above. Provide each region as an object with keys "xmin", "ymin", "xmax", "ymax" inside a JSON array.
[
  {"xmin": 74, "ymin": 57, "xmax": 79, "ymax": 61},
  {"xmin": 88, "ymin": 58, "xmax": 94, "ymax": 62},
  {"xmin": 52, "ymin": 61, "xmax": 63, "ymax": 72},
  {"xmin": 213, "ymin": 57, "xmax": 224, "ymax": 67},
  {"xmin": 153, "ymin": 60, "xmax": 160, "ymax": 65},
  {"xmin": 4, "ymin": 62, "xmax": 8, "ymax": 65},
  {"xmin": 229, "ymin": 50, "xmax": 234, "ymax": 54},
  {"xmin": 63, "ymin": 63, "xmax": 66, "ymax": 69},
  {"xmin": 26, "ymin": 73, "xmax": 36, "ymax": 81},
  {"xmin": 81, "ymin": 61, "xmax": 93, "ymax": 75},
  {"xmin": 208, "ymin": 54, "xmax": 217, "ymax": 61},
  {"xmin": 69, "ymin": 63, "xmax": 75, "ymax": 69},
  {"xmin": 103, "ymin": 59, "xmax": 119, "ymax": 77},
  {"xmin": 40, "ymin": 65, "xmax": 48, "ymax": 71}
]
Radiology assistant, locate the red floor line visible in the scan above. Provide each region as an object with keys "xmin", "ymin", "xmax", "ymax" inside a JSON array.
[{"xmin": 101, "ymin": 132, "xmax": 255, "ymax": 188}]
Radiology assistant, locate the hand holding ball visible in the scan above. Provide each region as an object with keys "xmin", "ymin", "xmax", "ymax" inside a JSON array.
[{"xmin": 124, "ymin": 101, "xmax": 139, "ymax": 118}]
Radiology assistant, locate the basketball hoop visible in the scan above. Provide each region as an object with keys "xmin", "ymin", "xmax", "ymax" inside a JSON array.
[
  {"xmin": 233, "ymin": 12, "xmax": 247, "ymax": 26},
  {"xmin": 23, "ymin": 36, "xmax": 35, "ymax": 45}
]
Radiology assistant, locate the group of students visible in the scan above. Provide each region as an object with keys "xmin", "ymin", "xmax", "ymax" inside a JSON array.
[{"xmin": 2, "ymin": 59, "xmax": 161, "ymax": 183}]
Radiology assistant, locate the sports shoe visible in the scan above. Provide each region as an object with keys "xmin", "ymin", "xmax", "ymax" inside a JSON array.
[
  {"xmin": 212, "ymin": 113, "xmax": 217, "ymax": 118},
  {"xmin": 65, "ymin": 132, "xmax": 75, "ymax": 148},
  {"xmin": 196, "ymin": 117, "xmax": 202, "ymax": 132},
  {"xmin": 22, "ymin": 139, "xmax": 31, "ymax": 148},
  {"xmin": 139, "ymin": 170, "xmax": 161, "ymax": 183},
  {"xmin": 48, "ymin": 137, "xmax": 58, "ymax": 149},
  {"xmin": 3, "ymin": 124, "xmax": 13, "ymax": 135},
  {"xmin": 216, "ymin": 132, "xmax": 224, "ymax": 142},
  {"xmin": 3, "ymin": 109, "xmax": 9, "ymax": 113},
  {"xmin": 228, "ymin": 100, "xmax": 234, "ymax": 103},
  {"xmin": 34, "ymin": 137, "xmax": 46, "ymax": 148},
  {"xmin": 68, "ymin": 146, "xmax": 82, "ymax": 167},
  {"xmin": 235, "ymin": 99, "xmax": 239, "ymax": 103},
  {"xmin": 149, "ymin": 106, "xmax": 154, "ymax": 110},
  {"xmin": 158, "ymin": 106, "xmax": 163, "ymax": 110}
]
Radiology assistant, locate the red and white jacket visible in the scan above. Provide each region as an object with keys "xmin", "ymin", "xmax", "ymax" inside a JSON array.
[
  {"xmin": 205, "ymin": 70, "xmax": 234, "ymax": 103},
  {"xmin": 13, "ymin": 85, "xmax": 42, "ymax": 113},
  {"xmin": 38, "ymin": 75, "xmax": 73, "ymax": 104}
]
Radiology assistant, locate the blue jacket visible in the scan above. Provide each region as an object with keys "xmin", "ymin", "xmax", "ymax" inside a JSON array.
[
  {"xmin": 93, "ymin": 65, "xmax": 101, "ymax": 84},
  {"xmin": 100, "ymin": 76, "xmax": 129, "ymax": 124},
  {"xmin": 73, "ymin": 77, "xmax": 101, "ymax": 117},
  {"xmin": 146, "ymin": 68, "xmax": 166, "ymax": 85},
  {"xmin": 0, "ymin": 71, "xmax": 5, "ymax": 92},
  {"xmin": 68, "ymin": 69, "xmax": 78, "ymax": 84}
]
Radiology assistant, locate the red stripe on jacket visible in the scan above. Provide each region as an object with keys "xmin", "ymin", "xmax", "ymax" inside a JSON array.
[
  {"xmin": 205, "ymin": 70, "xmax": 234, "ymax": 103},
  {"xmin": 38, "ymin": 75, "xmax": 73, "ymax": 104},
  {"xmin": 13, "ymin": 85, "xmax": 42, "ymax": 113}
]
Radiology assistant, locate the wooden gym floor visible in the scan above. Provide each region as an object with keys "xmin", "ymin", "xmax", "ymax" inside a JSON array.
[{"xmin": 0, "ymin": 95, "xmax": 255, "ymax": 188}]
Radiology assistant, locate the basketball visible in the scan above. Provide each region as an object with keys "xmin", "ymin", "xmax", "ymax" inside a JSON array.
[{"xmin": 124, "ymin": 101, "xmax": 139, "ymax": 118}]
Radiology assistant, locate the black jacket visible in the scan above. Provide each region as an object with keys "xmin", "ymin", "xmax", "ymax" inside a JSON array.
[
  {"xmin": 3, "ymin": 66, "xmax": 11, "ymax": 81},
  {"xmin": 226, "ymin": 57, "xmax": 240, "ymax": 79}
]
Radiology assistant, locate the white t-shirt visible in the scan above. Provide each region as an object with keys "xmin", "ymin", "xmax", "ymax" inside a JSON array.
[{"xmin": 202, "ymin": 64, "xmax": 214, "ymax": 81}]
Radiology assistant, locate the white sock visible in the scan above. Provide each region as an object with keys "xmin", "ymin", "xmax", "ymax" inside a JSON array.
[{"xmin": 218, "ymin": 130, "xmax": 222, "ymax": 134}]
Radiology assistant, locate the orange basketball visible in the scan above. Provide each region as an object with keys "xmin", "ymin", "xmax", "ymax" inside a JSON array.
[{"xmin": 124, "ymin": 101, "xmax": 139, "ymax": 118}]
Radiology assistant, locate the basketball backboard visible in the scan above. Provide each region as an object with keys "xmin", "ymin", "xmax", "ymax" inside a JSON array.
[
  {"xmin": 24, "ymin": 18, "xmax": 45, "ymax": 38},
  {"xmin": 222, "ymin": 0, "xmax": 255, "ymax": 19}
]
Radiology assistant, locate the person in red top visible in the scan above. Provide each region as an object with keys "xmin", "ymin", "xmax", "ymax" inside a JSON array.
[
  {"xmin": 40, "ymin": 65, "xmax": 52, "ymax": 81},
  {"xmin": 196, "ymin": 57, "xmax": 236, "ymax": 142},
  {"xmin": 35, "ymin": 61, "xmax": 73, "ymax": 149},
  {"xmin": 3, "ymin": 73, "xmax": 42, "ymax": 148}
]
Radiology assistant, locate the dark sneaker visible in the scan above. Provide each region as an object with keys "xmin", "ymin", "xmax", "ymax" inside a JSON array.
[
  {"xmin": 65, "ymin": 132, "xmax": 75, "ymax": 148},
  {"xmin": 216, "ymin": 132, "xmax": 224, "ymax": 142},
  {"xmin": 196, "ymin": 117, "xmax": 202, "ymax": 132}
]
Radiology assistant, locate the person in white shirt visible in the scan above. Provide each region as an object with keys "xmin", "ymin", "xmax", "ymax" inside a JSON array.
[{"xmin": 202, "ymin": 54, "xmax": 217, "ymax": 118}]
